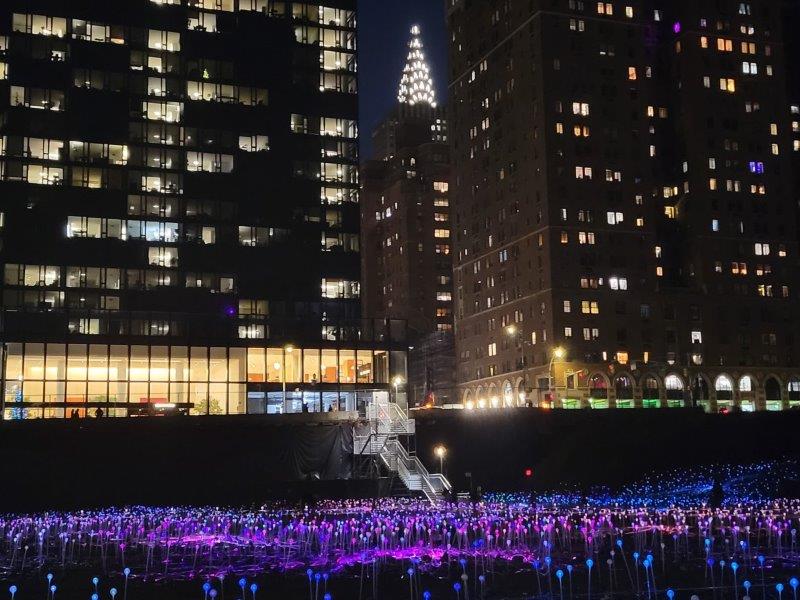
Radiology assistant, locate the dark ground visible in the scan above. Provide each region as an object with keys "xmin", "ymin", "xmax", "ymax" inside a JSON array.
[{"xmin": 0, "ymin": 408, "xmax": 798, "ymax": 511}]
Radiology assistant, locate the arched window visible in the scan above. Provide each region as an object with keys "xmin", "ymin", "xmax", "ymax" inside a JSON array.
[
  {"xmin": 738, "ymin": 375, "xmax": 753, "ymax": 393},
  {"xmin": 788, "ymin": 378, "xmax": 800, "ymax": 402},
  {"xmin": 665, "ymin": 374, "xmax": 683, "ymax": 398},
  {"xmin": 589, "ymin": 374, "xmax": 608, "ymax": 398},
  {"xmin": 715, "ymin": 375, "xmax": 733, "ymax": 400},
  {"xmin": 691, "ymin": 375, "xmax": 710, "ymax": 400},
  {"xmin": 765, "ymin": 377, "xmax": 782, "ymax": 402},
  {"xmin": 503, "ymin": 380, "xmax": 513, "ymax": 407},
  {"xmin": 642, "ymin": 376, "xmax": 660, "ymax": 400},
  {"xmin": 615, "ymin": 375, "xmax": 633, "ymax": 399}
]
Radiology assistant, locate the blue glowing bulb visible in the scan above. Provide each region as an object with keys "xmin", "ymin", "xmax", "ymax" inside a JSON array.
[
  {"xmin": 306, "ymin": 569, "xmax": 313, "ymax": 579},
  {"xmin": 209, "ymin": 591, "xmax": 217, "ymax": 599},
  {"xmin": 667, "ymin": 589, "xmax": 675, "ymax": 600},
  {"xmin": 407, "ymin": 568, "xmax": 414, "ymax": 576},
  {"xmin": 586, "ymin": 559, "xmax": 594, "ymax": 569},
  {"xmin": 324, "ymin": 595, "xmax": 331, "ymax": 600},
  {"xmin": 545, "ymin": 556, "xmax": 552, "ymax": 566},
  {"xmin": 92, "ymin": 594, "xmax": 99, "ymax": 600},
  {"xmin": 744, "ymin": 581, "xmax": 752, "ymax": 591},
  {"xmin": 123, "ymin": 568, "xmax": 130, "ymax": 577},
  {"xmin": 478, "ymin": 575, "xmax": 485, "ymax": 583},
  {"xmin": 92, "ymin": 577, "xmax": 99, "ymax": 586},
  {"xmin": 315, "ymin": 573, "xmax": 321, "ymax": 582},
  {"xmin": 9, "ymin": 586, "xmax": 18, "ymax": 595},
  {"xmin": 633, "ymin": 552, "xmax": 640, "ymax": 561},
  {"xmin": 776, "ymin": 584, "xmax": 784, "ymax": 593},
  {"xmin": 250, "ymin": 583, "xmax": 258, "ymax": 593},
  {"xmin": 758, "ymin": 555, "xmax": 765, "ymax": 566},
  {"xmin": 454, "ymin": 582, "xmax": 462, "ymax": 591},
  {"xmin": 423, "ymin": 592, "xmax": 431, "ymax": 600},
  {"xmin": 203, "ymin": 582, "xmax": 211, "ymax": 593},
  {"xmin": 790, "ymin": 578, "xmax": 799, "ymax": 590},
  {"xmin": 50, "ymin": 586, "xmax": 56, "ymax": 594},
  {"xmin": 567, "ymin": 565, "xmax": 573, "ymax": 573},
  {"xmin": 47, "ymin": 574, "xmax": 53, "ymax": 583},
  {"xmin": 239, "ymin": 578, "xmax": 246, "ymax": 588},
  {"xmin": 616, "ymin": 539, "xmax": 623, "ymax": 548},
  {"xmin": 110, "ymin": 589, "xmax": 117, "ymax": 598},
  {"xmin": 556, "ymin": 570, "xmax": 564, "ymax": 580}
]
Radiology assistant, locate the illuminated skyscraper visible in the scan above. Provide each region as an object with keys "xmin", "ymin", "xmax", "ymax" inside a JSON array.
[{"xmin": 447, "ymin": 0, "xmax": 800, "ymax": 411}]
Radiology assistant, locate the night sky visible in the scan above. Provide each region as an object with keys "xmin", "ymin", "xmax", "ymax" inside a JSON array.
[{"xmin": 358, "ymin": 0, "xmax": 448, "ymax": 159}]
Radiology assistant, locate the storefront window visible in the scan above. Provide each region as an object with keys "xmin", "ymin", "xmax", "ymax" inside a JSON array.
[
  {"xmin": 170, "ymin": 347, "xmax": 188, "ymax": 381},
  {"xmin": 228, "ymin": 347, "xmax": 246, "ymax": 382},
  {"xmin": 209, "ymin": 382, "xmax": 226, "ymax": 414},
  {"xmin": 23, "ymin": 342, "xmax": 44, "ymax": 380},
  {"xmin": 266, "ymin": 348, "xmax": 283, "ymax": 382},
  {"xmin": 129, "ymin": 382, "xmax": 148, "ymax": 405},
  {"xmin": 321, "ymin": 349, "xmax": 337, "ymax": 383},
  {"xmin": 89, "ymin": 345, "xmax": 108, "ymax": 381},
  {"xmin": 190, "ymin": 347, "xmax": 208, "ymax": 381},
  {"xmin": 285, "ymin": 348, "xmax": 302, "ymax": 382},
  {"xmin": 247, "ymin": 348, "xmax": 265, "ymax": 382},
  {"xmin": 357, "ymin": 350, "xmax": 373, "ymax": 383},
  {"xmin": 303, "ymin": 349, "xmax": 320, "ymax": 383},
  {"xmin": 2, "ymin": 342, "xmax": 405, "ymax": 419},
  {"xmin": 189, "ymin": 382, "xmax": 208, "ymax": 415},
  {"xmin": 229, "ymin": 384, "xmax": 246, "ymax": 414},
  {"xmin": 339, "ymin": 349, "xmax": 355, "ymax": 384},
  {"xmin": 109, "ymin": 345, "xmax": 127, "ymax": 380},
  {"xmin": 209, "ymin": 347, "xmax": 227, "ymax": 382},
  {"xmin": 150, "ymin": 346, "xmax": 169, "ymax": 381},
  {"xmin": 130, "ymin": 346, "xmax": 148, "ymax": 381}
]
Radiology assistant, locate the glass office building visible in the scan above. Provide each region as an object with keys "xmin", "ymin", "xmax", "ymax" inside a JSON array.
[{"xmin": 0, "ymin": 0, "xmax": 408, "ymax": 420}]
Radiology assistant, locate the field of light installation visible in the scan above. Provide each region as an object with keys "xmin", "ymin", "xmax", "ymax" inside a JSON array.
[{"xmin": 1, "ymin": 461, "xmax": 800, "ymax": 600}]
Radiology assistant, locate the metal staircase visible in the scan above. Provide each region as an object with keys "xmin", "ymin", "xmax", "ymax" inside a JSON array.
[{"xmin": 354, "ymin": 395, "xmax": 452, "ymax": 503}]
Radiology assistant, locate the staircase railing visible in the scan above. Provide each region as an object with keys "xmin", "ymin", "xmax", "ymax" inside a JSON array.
[{"xmin": 379, "ymin": 438, "xmax": 452, "ymax": 503}]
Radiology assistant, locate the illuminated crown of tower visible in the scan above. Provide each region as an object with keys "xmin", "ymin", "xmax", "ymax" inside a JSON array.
[{"xmin": 397, "ymin": 25, "xmax": 437, "ymax": 108}]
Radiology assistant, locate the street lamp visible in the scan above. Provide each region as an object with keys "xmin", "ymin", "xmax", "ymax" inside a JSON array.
[
  {"xmin": 392, "ymin": 375, "xmax": 404, "ymax": 404},
  {"xmin": 276, "ymin": 344, "xmax": 294, "ymax": 413},
  {"xmin": 434, "ymin": 444, "xmax": 447, "ymax": 474},
  {"xmin": 549, "ymin": 346, "xmax": 566, "ymax": 408}
]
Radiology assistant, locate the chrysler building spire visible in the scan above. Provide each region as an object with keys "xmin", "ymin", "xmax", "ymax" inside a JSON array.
[{"xmin": 397, "ymin": 25, "xmax": 437, "ymax": 108}]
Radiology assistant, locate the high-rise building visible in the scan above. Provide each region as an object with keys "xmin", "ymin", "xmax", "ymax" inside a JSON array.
[
  {"xmin": 361, "ymin": 26, "xmax": 455, "ymax": 406},
  {"xmin": 447, "ymin": 0, "xmax": 800, "ymax": 411},
  {"xmin": 0, "ymin": 0, "xmax": 409, "ymax": 420}
]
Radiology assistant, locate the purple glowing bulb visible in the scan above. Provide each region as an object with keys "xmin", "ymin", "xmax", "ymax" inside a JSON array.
[
  {"xmin": 673, "ymin": 22, "xmax": 681, "ymax": 34},
  {"xmin": 209, "ymin": 591, "xmax": 217, "ymax": 599}
]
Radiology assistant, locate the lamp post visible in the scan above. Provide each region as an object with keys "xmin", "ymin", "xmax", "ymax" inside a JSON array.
[
  {"xmin": 274, "ymin": 361, "xmax": 286, "ymax": 413},
  {"xmin": 277, "ymin": 344, "xmax": 295, "ymax": 413},
  {"xmin": 434, "ymin": 444, "xmax": 447, "ymax": 474},
  {"xmin": 549, "ymin": 346, "xmax": 566, "ymax": 408}
]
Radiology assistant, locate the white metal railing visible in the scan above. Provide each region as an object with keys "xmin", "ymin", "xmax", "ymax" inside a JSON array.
[{"xmin": 355, "ymin": 398, "xmax": 450, "ymax": 502}]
